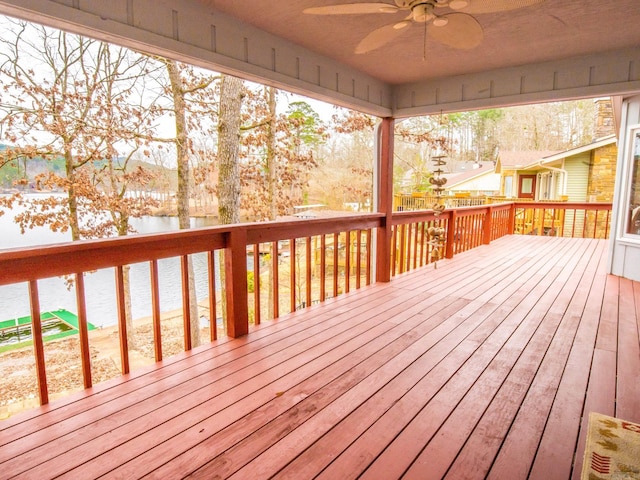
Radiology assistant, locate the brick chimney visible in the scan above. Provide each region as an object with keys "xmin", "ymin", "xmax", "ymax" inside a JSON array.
[{"xmin": 593, "ymin": 97, "xmax": 615, "ymax": 140}]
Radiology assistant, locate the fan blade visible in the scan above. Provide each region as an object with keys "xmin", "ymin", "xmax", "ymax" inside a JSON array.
[
  {"xmin": 462, "ymin": 0, "xmax": 545, "ymax": 14},
  {"xmin": 428, "ymin": 13, "xmax": 483, "ymax": 49},
  {"xmin": 355, "ymin": 22, "xmax": 408, "ymax": 53},
  {"xmin": 303, "ymin": 3, "xmax": 398, "ymax": 15}
]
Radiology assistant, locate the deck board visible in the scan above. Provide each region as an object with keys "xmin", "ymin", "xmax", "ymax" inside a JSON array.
[{"xmin": 2, "ymin": 235, "xmax": 639, "ymax": 480}]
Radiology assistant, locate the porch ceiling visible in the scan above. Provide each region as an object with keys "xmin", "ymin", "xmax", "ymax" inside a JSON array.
[
  {"xmin": 0, "ymin": 0, "xmax": 639, "ymax": 116},
  {"xmin": 205, "ymin": 1, "xmax": 639, "ymax": 87}
]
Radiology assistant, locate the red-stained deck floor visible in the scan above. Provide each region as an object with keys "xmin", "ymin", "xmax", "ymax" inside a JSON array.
[{"xmin": 1, "ymin": 235, "xmax": 639, "ymax": 479}]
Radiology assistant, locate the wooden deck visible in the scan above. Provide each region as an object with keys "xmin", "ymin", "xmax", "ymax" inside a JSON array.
[{"xmin": 1, "ymin": 235, "xmax": 639, "ymax": 479}]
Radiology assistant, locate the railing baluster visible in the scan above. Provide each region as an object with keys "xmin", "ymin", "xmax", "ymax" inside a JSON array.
[
  {"xmin": 252, "ymin": 245, "xmax": 259, "ymax": 326},
  {"xmin": 75, "ymin": 272, "xmax": 92, "ymax": 388},
  {"xmin": 305, "ymin": 237, "xmax": 312, "ymax": 308},
  {"xmin": 333, "ymin": 232, "xmax": 339, "ymax": 297},
  {"xmin": 290, "ymin": 238, "xmax": 296, "ymax": 313},
  {"xmin": 419, "ymin": 222, "xmax": 425, "ymax": 267},
  {"xmin": 407, "ymin": 222, "xmax": 418, "ymax": 271},
  {"xmin": 180, "ymin": 255, "xmax": 192, "ymax": 351},
  {"xmin": 366, "ymin": 229, "xmax": 372, "ymax": 286},
  {"xmin": 345, "ymin": 231, "xmax": 351, "ymax": 294},
  {"xmin": 207, "ymin": 252, "xmax": 218, "ymax": 338},
  {"xmin": 320, "ymin": 235, "xmax": 326, "ymax": 301},
  {"xmin": 399, "ymin": 224, "xmax": 407, "ymax": 274},
  {"xmin": 150, "ymin": 260, "xmax": 163, "ymax": 360},
  {"xmin": 115, "ymin": 265, "xmax": 130, "ymax": 374},
  {"xmin": 391, "ymin": 225, "xmax": 398, "ymax": 277},
  {"xmin": 28, "ymin": 280, "xmax": 48, "ymax": 405},
  {"xmin": 272, "ymin": 241, "xmax": 279, "ymax": 318},
  {"xmin": 356, "ymin": 230, "xmax": 362, "ymax": 289}
]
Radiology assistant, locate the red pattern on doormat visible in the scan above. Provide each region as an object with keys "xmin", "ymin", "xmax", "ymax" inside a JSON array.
[
  {"xmin": 622, "ymin": 422, "xmax": 640, "ymax": 434},
  {"xmin": 590, "ymin": 452, "xmax": 611, "ymax": 474}
]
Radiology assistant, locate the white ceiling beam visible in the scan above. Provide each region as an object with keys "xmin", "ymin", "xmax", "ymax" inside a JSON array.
[{"xmin": 393, "ymin": 47, "xmax": 640, "ymax": 117}]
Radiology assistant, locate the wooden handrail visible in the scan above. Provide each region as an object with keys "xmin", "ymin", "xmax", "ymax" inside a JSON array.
[{"xmin": 0, "ymin": 214, "xmax": 383, "ymax": 286}]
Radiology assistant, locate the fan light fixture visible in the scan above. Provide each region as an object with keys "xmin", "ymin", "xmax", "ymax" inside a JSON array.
[
  {"xmin": 432, "ymin": 16, "xmax": 449, "ymax": 26},
  {"xmin": 449, "ymin": 0, "xmax": 469, "ymax": 9}
]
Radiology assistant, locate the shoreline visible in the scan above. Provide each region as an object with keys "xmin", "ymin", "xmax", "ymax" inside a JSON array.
[{"xmin": 0, "ymin": 300, "xmax": 217, "ymax": 420}]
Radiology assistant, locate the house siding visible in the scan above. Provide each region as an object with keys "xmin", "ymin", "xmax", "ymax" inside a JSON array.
[
  {"xmin": 562, "ymin": 155, "xmax": 590, "ymax": 236},
  {"xmin": 563, "ymin": 154, "xmax": 590, "ymax": 201}
]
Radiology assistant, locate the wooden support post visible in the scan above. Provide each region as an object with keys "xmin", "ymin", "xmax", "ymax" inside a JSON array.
[
  {"xmin": 224, "ymin": 228, "xmax": 249, "ymax": 338},
  {"xmin": 376, "ymin": 117, "xmax": 394, "ymax": 283},
  {"xmin": 508, "ymin": 203, "xmax": 516, "ymax": 234},
  {"xmin": 28, "ymin": 280, "xmax": 48, "ymax": 405},
  {"xmin": 445, "ymin": 211, "xmax": 457, "ymax": 259},
  {"xmin": 483, "ymin": 206, "xmax": 494, "ymax": 245}
]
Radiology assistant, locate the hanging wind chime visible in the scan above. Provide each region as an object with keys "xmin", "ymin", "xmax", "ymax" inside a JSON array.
[{"xmin": 427, "ymin": 154, "xmax": 447, "ymax": 267}]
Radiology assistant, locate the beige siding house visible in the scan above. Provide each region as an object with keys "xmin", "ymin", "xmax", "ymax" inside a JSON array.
[{"xmin": 494, "ymin": 135, "xmax": 618, "ymax": 202}]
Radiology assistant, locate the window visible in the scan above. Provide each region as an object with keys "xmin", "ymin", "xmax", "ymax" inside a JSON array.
[
  {"xmin": 504, "ymin": 176, "xmax": 513, "ymax": 197},
  {"xmin": 628, "ymin": 130, "xmax": 640, "ymax": 235}
]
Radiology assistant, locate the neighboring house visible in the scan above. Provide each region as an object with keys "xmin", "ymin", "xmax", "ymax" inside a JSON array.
[
  {"xmin": 443, "ymin": 162, "xmax": 501, "ymax": 196},
  {"xmin": 495, "ymin": 135, "xmax": 618, "ymax": 202}
]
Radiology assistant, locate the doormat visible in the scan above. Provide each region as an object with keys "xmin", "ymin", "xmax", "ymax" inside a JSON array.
[{"xmin": 582, "ymin": 412, "xmax": 640, "ymax": 479}]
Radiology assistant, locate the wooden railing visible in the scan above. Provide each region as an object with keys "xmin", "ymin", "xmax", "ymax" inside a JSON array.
[
  {"xmin": 393, "ymin": 193, "xmax": 488, "ymax": 211},
  {"xmin": 389, "ymin": 203, "xmax": 515, "ymax": 276},
  {"xmin": 0, "ymin": 201, "xmax": 612, "ymax": 407},
  {"xmin": 388, "ymin": 202, "xmax": 609, "ymax": 276},
  {"xmin": 0, "ymin": 214, "xmax": 380, "ymax": 406},
  {"xmin": 512, "ymin": 201, "xmax": 612, "ymax": 239}
]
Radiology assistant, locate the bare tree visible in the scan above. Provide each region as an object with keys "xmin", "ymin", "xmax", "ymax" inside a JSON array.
[
  {"xmin": 156, "ymin": 58, "xmax": 220, "ymax": 347},
  {"xmin": 0, "ymin": 20, "xmax": 162, "ymax": 349}
]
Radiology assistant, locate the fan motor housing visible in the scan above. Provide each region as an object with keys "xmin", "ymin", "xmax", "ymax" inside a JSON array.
[{"xmin": 394, "ymin": 0, "xmax": 447, "ymax": 7}]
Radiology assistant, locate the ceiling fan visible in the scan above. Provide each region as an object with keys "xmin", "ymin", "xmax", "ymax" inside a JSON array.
[{"xmin": 303, "ymin": 0, "xmax": 546, "ymax": 54}]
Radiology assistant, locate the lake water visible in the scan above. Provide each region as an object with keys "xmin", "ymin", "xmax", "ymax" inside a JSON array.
[{"xmin": 0, "ymin": 194, "xmax": 224, "ymax": 327}]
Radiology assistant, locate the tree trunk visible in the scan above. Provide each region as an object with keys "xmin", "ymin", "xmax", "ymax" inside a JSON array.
[
  {"xmin": 217, "ymin": 74, "xmax": 244, "ymax": 333},
  {"xmin": 217, "ymin": 75, "xmax": 243, "ymax": 225},
  {"xmin": 265, "ymin": 86, "xmax": 277, "ymax": 319},
  {"xmin": 166, "ymin": 59, "xmax": 201, "ymax": 348}
]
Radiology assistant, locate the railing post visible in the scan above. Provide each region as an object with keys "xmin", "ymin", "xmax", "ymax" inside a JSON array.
[
  {"xmin": 375, "ymin": 117, "xmax": 394, "ymax": 283},
  {"xmin": 483, "ymin": 206, "xmax": 494, "ymax": 245},
  {"xmin": 224, "ymin": 228, "xmax": 249, "ymax": 337},
  {"xmin": 508, "ymin": 203, "xmax": 516, "ymax": 235},
  {"xmin": 445, "ymin": 211, "xmax": 456, "ymax": 259}
]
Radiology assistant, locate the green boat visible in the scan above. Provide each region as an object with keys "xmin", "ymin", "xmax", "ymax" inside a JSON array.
[{"xmin": 0, "ymin": 309, "xmax": 96, "ymax": 351}]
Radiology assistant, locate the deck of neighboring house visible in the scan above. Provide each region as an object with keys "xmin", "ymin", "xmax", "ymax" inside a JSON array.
[{"xmin": 1, "ymin": 235, "xmax": 639, "ymax": 479}]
